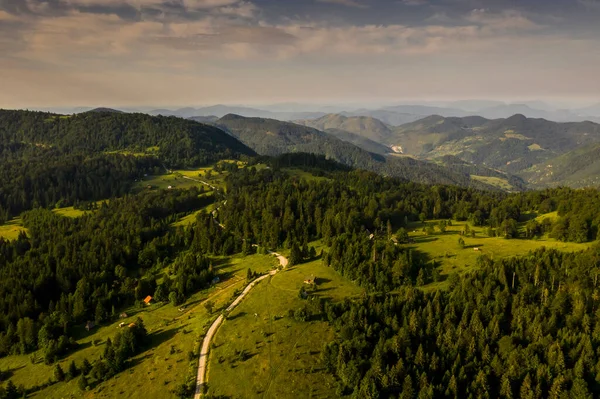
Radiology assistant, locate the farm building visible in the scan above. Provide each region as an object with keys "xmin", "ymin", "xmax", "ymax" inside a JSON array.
[
  {"xmin": 303, "ymin": 276, "xmax": 317, "ymax": 285},
  {"xmin": 143, "ymin": 295, "xmax": 153, "ymax": 305}
]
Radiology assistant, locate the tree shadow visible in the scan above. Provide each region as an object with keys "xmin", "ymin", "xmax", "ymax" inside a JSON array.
[
  {"xmin": 227, "ymin": 311, "xmax": 247, "ymax": 321},
  {"xmin": 413, "ymin": 236, "xmax": 439, "ymax": 243},
  {"xmin": 144, "ymin": 326, "xmax": 182, "ymax": 351},
  {"xmin": 519, "ymin": 212, "xmax": 539, "ymax": 222}
]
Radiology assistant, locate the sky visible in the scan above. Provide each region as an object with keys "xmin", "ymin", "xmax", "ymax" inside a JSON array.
[{"xmin": 1, "ymin": 0, "xmax": 600, "ymax": 109}]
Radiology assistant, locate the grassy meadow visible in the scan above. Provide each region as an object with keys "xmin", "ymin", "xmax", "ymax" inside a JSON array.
[
  {"xmin": 406, "ymin": 218, "xmax": 592, "ymax": 291},
  {"xmin": 0, "ymin": 218, "xmax": 28, "ymax": 241},
  {"xmin": 207, "ymin": 243, "xmax": 362, "ymax": 399},
  {"xmin": 0, "ymin": 253, "xmax": 277, "ymax": 399}
]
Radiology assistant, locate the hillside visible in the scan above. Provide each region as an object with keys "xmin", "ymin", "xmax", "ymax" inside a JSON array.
[
  {"xmin": 0, "ymin": 110, "xmax": 255, "ymax": 166},
  {"xmin": 521, "ymin": 143, "xmax": 600, "ymax": 188},
  {"xmin": 216, "ymin": 114, "xmax": 498, "ymax": 189},
  {"xmin": 295, "ymin": 114, "xmax": 394, "ymax": 143},
  {"xmin": 320, "ymin": 128, "xmax": 391, "ymax": 155},
  {"xmin": 0, "ymin": 110, "xmax": 254, "ymax": 216},
  {"xmin": 392, "ymin": 114, "xmax": 600, "ymax": 183}
]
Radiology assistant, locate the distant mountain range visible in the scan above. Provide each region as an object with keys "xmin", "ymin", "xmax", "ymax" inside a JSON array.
[
  {"xmin": 150, "ymin": 105, "xmax": 327, "ymax": 122},
  {"xmin": 214, "ymin": 114, "xmax": 503, "ymax": 190},
  {"xmin": 389, "ymin": 114, "xmax": 600, "ymax": 188},
  {"xmin": 56, "ymin": 101, "xmax": 600, "ymax": 126}
]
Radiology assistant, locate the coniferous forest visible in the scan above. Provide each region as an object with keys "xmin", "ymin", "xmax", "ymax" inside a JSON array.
[{"xmin": 1, "ymin": 111, "xmax": 600, "ymax": 398}]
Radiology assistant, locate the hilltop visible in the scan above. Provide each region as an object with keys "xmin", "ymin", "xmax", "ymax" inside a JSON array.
[{"xmin": 295, "ymin": 113, "xmax": 394, "ymax": 144}]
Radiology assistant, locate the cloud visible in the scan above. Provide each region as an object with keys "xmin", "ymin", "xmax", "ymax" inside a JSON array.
[
  {"xmin": 316, "ymin": 0, "xmax": 368, "ymax": 9},
  {"xmin": 402, "ymin": 0, "xmax": 427, "ymax": 6},
  {"xmin": 466, "ymin": 9, "xmax": 541, "ymax": 32},
  {"xmin": 218, "ymin": 1, "xmax": 257, "ymax": 18}
]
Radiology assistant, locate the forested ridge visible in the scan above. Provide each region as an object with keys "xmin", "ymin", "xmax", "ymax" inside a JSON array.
[{"xmin": 0, "ymin": 110, "xmax": 255, "ymax": 220}]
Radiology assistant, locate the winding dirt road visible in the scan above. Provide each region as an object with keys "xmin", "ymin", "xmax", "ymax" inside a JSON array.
[{"xmin": 194, "ymin": 251, "xmax": 288, "ymax": 398}]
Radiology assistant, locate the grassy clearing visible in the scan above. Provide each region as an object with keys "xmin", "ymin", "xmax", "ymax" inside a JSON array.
[
  {"xmin": 471, "ymin": 175, "xmax": 514, "ymax": 191},
  {"xmin": 52, "ymin": 207, "xmax": 87, "ymax": 218},
  {"xmin": 0, "ymin": 218, "xmax": 28, "ymax": 241},
  {"xmin": 407, "ymin": 219, "xmax": 591, "ymax": 291},
  {"xmin": 207, "ymin": 243, "xmax": 362, "ymax": 399},
  {"xmin": 133, "ymin": 161, "xmax": 236, "ymax": 193},
  {"xmin": 132, "ymin": 172, "xmax": 210, "ymax": 192},
  {"xmin": 0, "ymin": 253, "xmax": 277, "ymax": 398}
]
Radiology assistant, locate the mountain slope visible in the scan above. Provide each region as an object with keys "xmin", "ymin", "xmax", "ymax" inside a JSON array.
[
  {"xmin": 0, "ymin": 109, "xmax": 256, "ymax": 167},
  {"xmin": 215, "ymin": 114, "xmax": 500, "ymax": 190},
  {"xmin": 296, "ymin": 114, "xmax": 394, "ymax": 143},
  {"xmin": 215, "ymin": 114, "xmax": 386, "ymax": 166},
  {"xmin": 321, "ymin": 128, "xmax": 391, "ymax": 155},
  {"xmin": 521, "ymin": 143, "xmax": 600, "ymax": 188},
  {"xmin": 392, "ymin": 114, "xmax": 600, "ymax": 184}
]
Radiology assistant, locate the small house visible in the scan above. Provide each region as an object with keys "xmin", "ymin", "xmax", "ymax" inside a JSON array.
[
  {"xmin": 119, "ymin": 312, "xmax": 128, "ymax": 319},
  {"xmin": 303, "ymin": 276, "xmax": 317, "ymax": 285},
  {"xmin": 474, "ymin": 248, "xmax": 480, "ymax": 252},
  {"xmin": 167, "ymin": 185, "xmax": 173, "ymax": 189},
  {"xmin": 128, "ymin": 323, "xmax": 137, "ymax": 328},
  {"xmin": 143, "ymin": 295, "xmax": 153, "ymax": 305},
  {"xmin": 85, "ymin": 321, "xmax": 96, "ymax": 331},
  {"xmin": 119, "ymin": 322, "xmax": 126, "ymax": 328}
]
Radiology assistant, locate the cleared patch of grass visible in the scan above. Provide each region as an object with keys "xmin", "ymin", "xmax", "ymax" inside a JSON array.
[
  {"xmin": 0, "ymin": 253, "xmax": 276, "ymax": 398},
  {"xmin": 408, "ymin": 219, "xmax": 591, "ymax": 291},
  {"xmin": 52, "ymin": 207, "xmax": 87, "ymax": 218},
  {"xmin": 207, "ymin": 244, "xmax": 362, "ymax": 399},
  {"xmin": 0, "ymin": 218, "xmax": 28, "ymax": 240},
  {"xmin": 471, "ymin": 175, "xmax": 514, "ymax": 191}
]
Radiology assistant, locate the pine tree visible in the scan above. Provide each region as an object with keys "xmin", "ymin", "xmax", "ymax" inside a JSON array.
[
  {"xmin": 67, "ymin": 360, "xmax": 78, "ymax": 380},
  {"xmin": 81, "ymin": 358, "xmax": 92, "ymax": 375},
  {"xmin": 54, "ymin": 363, "xmax": 65, "ymax": 382}
]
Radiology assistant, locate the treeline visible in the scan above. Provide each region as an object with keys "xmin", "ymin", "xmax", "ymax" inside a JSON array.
[
  {"xmin": 0, "ymin": 188, "xmax": 215, "ymax": 359},
  {"xmin": 321, "ymin": 247, "xmax": 600, "ymax": 398}
]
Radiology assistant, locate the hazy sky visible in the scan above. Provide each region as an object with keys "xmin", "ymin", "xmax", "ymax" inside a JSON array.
[{"xmin": 1, "ymin": 0, "xmax": 600, "ymax": 108}]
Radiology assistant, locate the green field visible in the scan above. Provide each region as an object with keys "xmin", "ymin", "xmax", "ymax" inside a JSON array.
[
  {"xmin": 471, "ymin": 175, "xmax": 514, "ymax": 191},
  {"xmin": 52, "ymin": 206, "xmax": 87, "ymax": 218},
  {"xmin": 133, "ymin": 162, "xmax": 237, "ymax": 193},
  {"xmin": 207, "ymin": 244, "xmax": 362, "ymax": 399},
  {"xmin": 0, "ymin": 218, "xmax": 27, "ymax": 241},
  {"xmin": 0, "ymin": 253, "xmax": 277, "ymax": 398},
  {"xmin": 407, "ymin": 219, "xmax": 591, "ymax": 290}
]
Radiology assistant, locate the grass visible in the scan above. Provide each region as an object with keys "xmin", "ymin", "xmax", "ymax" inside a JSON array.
[
  {"xmin": 407, "ymin": 219, "xmax": 591, "ymax": 291},
  {"xmin": 207, "ymin": 242, "xmax": 362, "ymax": 399},
  {"xmin": 52, "ymin": 207, "xmax": 87, "ymax": 218},
  {"xmin": 133, "ymin": 162, "xmax": 235, "ymax": 193},
  {"xmin": 0, "ymin": 253, "xmax": 277, "ymax": 398},
  {"xmin": 0, "ymin": 218, "xmax": 28, "ymax": 241},
  {"xmin": 471, "ymin": 175, "xmax": 514, "ymax": 191}
]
